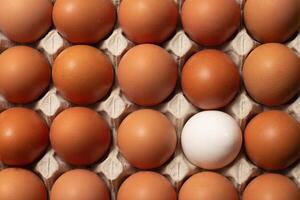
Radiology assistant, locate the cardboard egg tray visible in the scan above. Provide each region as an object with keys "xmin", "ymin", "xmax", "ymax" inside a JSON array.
[{"xmin": 0, "ymin": 0, "xmax": 299, "ymax": 198}]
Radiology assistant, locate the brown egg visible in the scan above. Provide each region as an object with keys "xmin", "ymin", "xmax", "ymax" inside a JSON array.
[
  {"xmin": 243, "ymin": 174, "xmax": 300, "ymax": 200},
  {"xmin": 53, "ymin": 0, "xmax": 116, "ymax": 44},
  {"xmin": 0, "ymin": 0, "xmax": 52, "ymax": 43},
  {"xmin": 181, "ymin": 49, "xmax": 240, "ymax": 109},
  {"xmin": 117, "ymin": 44, "xmax": 177, "ymax": 106},
  {"xmin": 181, "ymin": 0, "xmax": 240, "ymax": 46},
  {"xmin": 50, "ymin": 107, "xmax": 111, "ymax": 165},
  {"xmin": 50, "ymin": 169, "xmax": 110, "ymax": 200},
  {"xmin": 245, "ymin": 110, "xmax": 300, "ymax": 170},
  {"xmin": 244, "ymin": 0, "xmax": 300, "ymax": 43},
  {"xmin": 179, "ymin": 172, "xmax": 239, "ymax": 200},
  {"xmin": 0, "ymin": 46, "xmax": 50, "ymax": 104},
  {"xmin": 117, "ymin": 171, "xmax": 176, "ymax": 200},
  {"xmin": 119, "ymin": 0, "xmax": 178, "ymax": 44},
  {"xmin": 52, "ymin": 45, "xmax": 114, "ymax": 105},
  {"xmin": 118, "ymin": 109, "xmax": 176, "ymax": 169},
  {"xmin": 0, "ymin": 168, "xmax": 47, "ymax": 200},
  {"xmin": 0, "ymin": 108, "xmax": 49, "ymax": 166},
  {"xmin": 243, "ymin": 43, "xmax": 300, "ymax": 106}
]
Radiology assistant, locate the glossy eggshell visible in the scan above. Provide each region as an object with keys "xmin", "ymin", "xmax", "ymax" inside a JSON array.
[
  {"xmin": 181, "ymin": 111, "xmax": 242, "ymax": 169},
  {"xmin": 0, "ymin": 46, "xmax": 50, "ymax": 104},
  {"xmin": 119, "ymin": 0, "xmax": 178, "ymax": 44},
  {"xmin": 50, "ymin": 169, "xmax": 110, "ymax": 200},
  {"xmin": 179, "ymin": 172, "xmax": 239, "ymax": 200},
  {"xmin": 243, "ymin": 43, "xmax": 300, "ymax": 106},
  {"xmin": 244, "ymin": 0, "xmax": 300, "ymax": 43},
  {"xmin": 181, "ymin": 0, "xmax": 240, "ymax": 46},
  {"xmin": 53, "ymin": 0, "xmax": 116, "ymax": 44},
  {"xmin": 0, "ymin": 0, "xmax": 52, "ymax": 43},
  {"xmin": 0, "ymin": 168, "xmax": 47, "ymax": 200},
  {"xmin": 117, "ymin": 171, "xmax": 176, "ymax": 200},
  {"xmin": 52, "ymin": 45, "xmax": 114, "ymax": 105},
  {"xmin": 50, "ymin": 107, "xmax": 111, "ymax": 165},
  {"xmin": 181, "ymin": 49, "xmax": 240, "ymax": 109},
  {"xmin": 245, "ymin": 110, "xmax": 300, "ymax": 170},
  {"xmin": 117, "ymin": 109, "xmax": 177, "ymax": 169},
  {"xmin": 243, "ymin": 174, "xmax": 300, "ymax": 200},
  {"xmin": 0, "ymin": 108, "xmax": 49, "ymax": 166},
  {"xmin": 117, "ymin": 44, "xmax": 177, "ymax": 106}
]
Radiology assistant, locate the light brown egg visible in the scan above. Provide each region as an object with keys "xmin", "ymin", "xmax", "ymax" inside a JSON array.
[
  {"xmin": 181, "ymin": 0, "xmax": 240, "ymax": 46},
  {"xmin": 244, "ymin": 0, "xmax": 300, "ymax": 43},
  {"xmin": 50, "ymin": 169, "xmax": 110, "ymax": 200},
  {"xmin": 53, "ymin": 0, "xmax": 116, "ymax": 44},
  {"xmin": 119, "ymin": 0, "xmax": 178, "ymax": 44},
  {"xmin": 0, "ymin": 168, "xmax": 47, "ymax": 200},
  {"xmin": 0, "ymin": 108, "xmax": 49, "ymax": 166},
  {"xmin": 52, "ymin": 45, "xmax": 114, "ymax": 105},
  {"xmin": 243, "ymin": 43, "xmax": 300, "ymax": 106},
  {"xmin": 117, "ymin": 171, "xmax": 176, "ymax": 200},
  {"xmin": 117, "ymin": 109, "xmax": 176, "ymax": 169},
  {"xmin": 0, "ymin": 0, "xmax": 52, "ymax": 43},
  {"xmin": 181, "ymin": 49, "xmax": 240, "ymax": 109},
  {"xmin": 50, "ymin": 107, "xmax": 111, "ymax": 165},
  {"xmin": 245, "ymin": 110, "xmax": 300, "ymax": 170},
  {"xmin": 243, "ymin": 174, "xmax": 300, "ymax": 200},
  {"xmin": 179, "ymin": 172, "xmax": 239, "ymax": 200},
  {"xmin": 0, "ymin": 46, "xmax": 50, "ymax": 104},
  {"xmin": 117, "ymin": 44, "xmax": 177, "ymax": 106}
]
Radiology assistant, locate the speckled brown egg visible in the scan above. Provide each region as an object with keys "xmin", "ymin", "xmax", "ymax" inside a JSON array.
[
  {"xmin": 0, "ymin": 168, "xmax": 47, "ymax": 200},
  {"xmin": 244, "ymin": 0, "xmax": 300, "ymax": 43},
  {"xmin": 119, "ymin": 0, "xmax": 178, "ymax": 44},
  {"xmin": 50, "ymin": 107, "xmax": 111, "ymax": 165},
  {"xmin": 117, "ymin": 109, "xmax": 176, "ymax": 169},
  {"xmin": 0, "ymin": 0, "xmax": 52, "ymax": 43},
  {"xmin": 52, "ymin": 45, "xmax": 114, "ymax": 105},
  {"xmin": 243, "ymin": 174, "xmax": 300, "ymax": 200},
  {"xmin": 243, "ymin": 43, "xmax": 300, "ymax": 106},
  {"xmin": 50, "ymin": 169, "xmax": 110, "ymax": 200},
  {"xmin": 181, "ymin": 49, "xmax": 240, "ymax": 109},
  {"xmin": 53, "ymin": 0, "xmax": 116, "ymax": 44},
  {"xmin": 117, "ymin": 171, "xmax": 176, "ymax": 200},
  {"xmin": 117, "ymin": 44, "xmax": 177, "ymax": 106},
  {"xmin": 179, "ymin": 172, "xmax": 239, "ymax": 200},
  {"xmin": 0, "ymin": 108, "xmax": 49, "ymax": 166},
  {"xmin": 245, "ymin": 110, "xmax": 300, "ymax": 170},
  {"xmin": 181, "ymin": 0, "xmax": 241, "ymax": 46},
  {"xmin": 0, "ymin": 46, "xmax": 50, "ymax": 104}
]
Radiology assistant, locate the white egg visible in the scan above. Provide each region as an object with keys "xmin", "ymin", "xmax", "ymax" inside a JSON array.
[{"xmin": 181, "ymin": 111, "xmax": 242, "ymax": 169}]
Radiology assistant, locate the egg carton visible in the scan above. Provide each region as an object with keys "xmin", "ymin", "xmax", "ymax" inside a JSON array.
[{"xmin": 0, "ymin": 0, "xmax": 300, "ymax": 199}]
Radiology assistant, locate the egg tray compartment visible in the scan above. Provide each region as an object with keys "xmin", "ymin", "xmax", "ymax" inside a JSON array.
[{"xmin": 0, "ymin": 0, "xmax": 300, "ymax": 199}]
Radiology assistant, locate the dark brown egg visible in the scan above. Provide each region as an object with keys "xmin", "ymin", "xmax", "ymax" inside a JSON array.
[
  {"xmin": 179, "ymin": 172, "xmax": 239, "ymax": 200},
  {"xmin": 117, "ymin": 44, "xmax": 177, "ymax": 106},
  {"xmin": 119, "ymin": 0, "xmax": 178, "ymax": 44},
  {"xmin": 244, "ymin": 0, "xmax": 300, "ymax": 43},
  {"xmin": 243, "ymin": 174, "xmax": 300, "ymax": 200},
  {"xmin": 50, "ymin": 169, "xmax": 110, "ymax": 200},
  {"xmin": 181, "ymin": 0, "xmax": 241, "ymax": 46},
  {"xmin": 0, "ymin": 108, "xmax": 49, "ymax": 166},
  {"xmin": 0, "ymin": 0, "xmax": 52, "ymax": 43},
  {"xmin": 117, "ymin": 109, "xmax": 177, "ymax": 169},
  {"xmin": 53, "ymin": 0, "xmax": 116, "ymax": 44},
  {"xmin": 0, "ymin": 168, "xmax": 47, "ymax": 200},
  {"xmin": 117, "ymin": 171, "xmax": 176, "ymax": 200},
  {"xmin": 50, "ymin": 107, "xmax": 111, "ymax": 165},
  {"xmin": 52, "ymin": 45, "xmax": 114, "ymax": 105},
  {"xmin": 243, "ymin": 43, "xmax": 300, "ymax": 106},
  {"xmin": 0, "ymin": 46, "xmax": 50, "ymax": 104},
  {"xmin": 181, "ymin": 49, "xmax": 240, "ymax": 109},
  {"xmin": 245, "ymin": 110, "xmax": 300, "ymax": 170}
]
